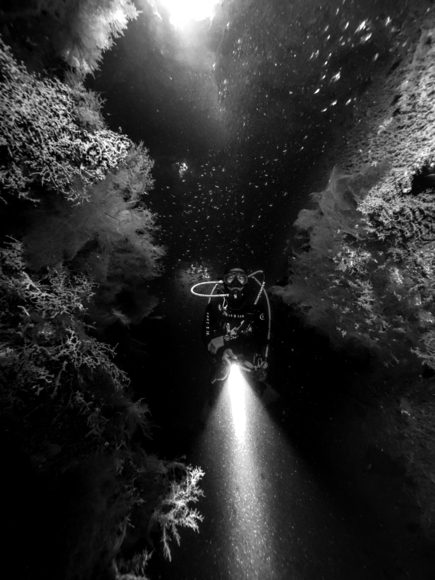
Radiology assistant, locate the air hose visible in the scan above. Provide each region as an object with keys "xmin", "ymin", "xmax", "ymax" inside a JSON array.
[{"xmin": 191, "ymin": 271, "xmax": 272, "ymax": 363}]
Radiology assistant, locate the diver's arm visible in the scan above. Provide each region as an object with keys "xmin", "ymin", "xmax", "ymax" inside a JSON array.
[
  {"xmin": 202, "ymin": 301, "xmax": 226, "ymax": 355},
  {"xmin": 253, "ymin": 302, "xmax": 269, "ymax": 359}
]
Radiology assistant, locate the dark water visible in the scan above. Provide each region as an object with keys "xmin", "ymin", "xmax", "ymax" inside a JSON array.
[{"xmin": 89, "ymin": 0, "xmax": 435, "ymax": 578}]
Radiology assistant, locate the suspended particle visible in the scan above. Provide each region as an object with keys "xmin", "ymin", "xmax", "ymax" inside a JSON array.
[{"xmin": 356, "ymin": 20, "xmax": 368, "ymax": 33}]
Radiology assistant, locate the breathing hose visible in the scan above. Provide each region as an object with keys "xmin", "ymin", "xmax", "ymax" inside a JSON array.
[{"xmin": 190, "ymin": 271, "xmax": 272, "ymax": 363}]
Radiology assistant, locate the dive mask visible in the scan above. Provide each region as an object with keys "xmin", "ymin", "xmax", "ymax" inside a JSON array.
[{"xmin": 223, "ymin": 269, "xmax": 248, "ymax": 288}]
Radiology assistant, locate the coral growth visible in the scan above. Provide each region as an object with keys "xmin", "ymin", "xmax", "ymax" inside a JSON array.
[
  {"xmin": 273, "ymin": 157, "xmax": 435, "ymax": 366},
  {"xmin": 273, "ymin": 163, "xmax": 393, "ymax": 353},
  {"xmin": 0, "ymin": 37, "xmax": 131, "ymax": 203},
  {"xmin": 0, "ymin": 239, "xmax": 203, "ymax": 579},
  {"xmin": 0, "ymin": 0, "xmax": 138, "ymax": 74},
  {"xmin": 0, "ymin": 26, "xmax": 202, "ymax": 579},
  {"xmin": 52, "ymin": 0, "xmax": 139, "ymax": 74},
  {"xmin": 23, "ymin": 142, "xmax": 165, "ymax": 328},
  {"xmin": 275, "ymin": 23, "xmax": 435, "ymax": 369},
  {"xmin": 0, "ymin": 35, "xmax": 165, "ymax": 327},
  {"xmin": 151, "ymin": 465, "xmax": 205, "ymax": 561},
  {"xmin": 270, "ymin": 13, "xmax": 435, "ymax": 554},
  {"xmin": 0, "ymin": 239, "xmax": 128, "ymax": 429}
]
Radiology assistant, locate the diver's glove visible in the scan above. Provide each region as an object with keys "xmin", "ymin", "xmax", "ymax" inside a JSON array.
[
  {"xmin": 222, "ymin": 348, "xmax": 238, "ymax": 365},
  {"xmin": 207, "ymin": 336, "xmax": 225, "ymax": 355},
  {"xmin": 211, "ymin": 349, "xmax": 237, "ymax": 384}
]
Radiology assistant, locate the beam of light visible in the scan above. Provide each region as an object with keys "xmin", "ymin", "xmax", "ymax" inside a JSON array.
[
  {"xmin": 196, "ymin": 374, "xmax": 363, "ymax": 578},
  {"xmin": 159, "ymin": 0, "xmax": 218, "ymax": 29},
  {"xmin": 198, "ymin": 368, "xmax": 304, "ymax": 576},
  {"xmin": 219, "ymin": 373, "xmax": 279, "ymax": 577},
  {"xmin": 227, "ymin": 364, "xmax": 247, "ymax": 439}
]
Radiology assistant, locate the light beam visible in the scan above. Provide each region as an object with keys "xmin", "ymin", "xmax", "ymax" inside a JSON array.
[{"xmin": 227, "ymin": 364, "xmax": 247, "ymax": 438}]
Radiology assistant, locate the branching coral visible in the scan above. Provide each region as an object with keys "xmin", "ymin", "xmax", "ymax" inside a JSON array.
[
  {"xmin": 0, "ymin": 239, "xmax": 128, "ymax": 408},
  {"xmin": 23, "ymin": 142, "xmax": 165, "ymax": 328},
  {"xmin": 275, "ymin": 23, "xmax": 435, "ymax": 368},
  {"xmin": 272, "ymin": 160, "xmax": 435, "ymax": 364},
  {"xmin": 0, "ymin": 14, "xmax": 203, "ymax": 580},
  {"xmin": 0, "ymin": 37, "xmax": 131, "ymax": 203},
  {"xmin": 111, "ymin": 142, "xmax": 156, "ymax": 202},
  {"xmin": 150, "ymin": 465, "xmax": 205, "ymax": 561},
  {"xmin": 0, "ymin": 238, "xmax": 204, "ymax": 579}
]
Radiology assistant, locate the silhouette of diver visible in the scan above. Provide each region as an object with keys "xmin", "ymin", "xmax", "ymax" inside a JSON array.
[{"xmin": 202, "ymin": 265, "xmax": 269, "ymax": 407}]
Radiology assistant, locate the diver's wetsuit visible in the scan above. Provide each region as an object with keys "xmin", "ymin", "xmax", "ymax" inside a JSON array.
[
  {"xmin": 202, "ymin": 294, "xmax": 267, "ymax": 360},
  {"xmin": 202, "ymin": 282, "xmax": 268, "ymax": 399}
]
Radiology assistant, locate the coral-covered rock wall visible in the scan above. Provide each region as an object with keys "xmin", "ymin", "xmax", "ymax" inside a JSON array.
[{"xmin": 275, "ymin": 10, "xmax": 435, "ymax": 549}]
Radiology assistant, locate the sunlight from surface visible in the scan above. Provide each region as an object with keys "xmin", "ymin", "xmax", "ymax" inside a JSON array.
[
  {"xmin": 159, "ymin": 0, "xmax": 219, "ymax": 28},
  {"xmin": 227, "ymin": 364, "xmax": 247, "ymax": 438}
]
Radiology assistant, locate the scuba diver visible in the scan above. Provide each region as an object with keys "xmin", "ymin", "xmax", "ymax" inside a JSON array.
[
  {"xmin": 191, "ymin": 265, "xmax": 287, "ymax": 428},
  {"xmin": 201, "ymin": 265, "xmax": 270, "ymax": 403}
]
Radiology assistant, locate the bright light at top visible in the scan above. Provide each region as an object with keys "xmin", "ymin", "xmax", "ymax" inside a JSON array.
[{"xmin": 160, "ymin": 0, "xmax": 218, "ymax": 28}]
